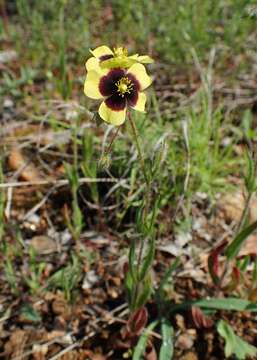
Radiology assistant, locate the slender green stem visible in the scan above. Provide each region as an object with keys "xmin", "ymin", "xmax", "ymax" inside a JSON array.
[
  {"xmin": 128, "ymin": 111, "xmax": 151, "ymax": 223},
  {"xmin": 128, "ymin": 111, "xmax": 152, "ymax": 309},
  {"xmin": 128, "ymin": 112, "xmax": 149, "ymax": 187},
  {"xmin": 105, "ymin": 125, "xmax": 121, "ymax": 155},
  {"xmin": 237, "ymin": 192, "xmax": 253, "ymax": 233}
]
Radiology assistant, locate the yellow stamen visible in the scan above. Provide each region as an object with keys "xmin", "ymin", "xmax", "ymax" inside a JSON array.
[
  {"xmin": 116, "ymin": 77, "xmax": 133, "ymax": 97},
  {"xmin": 113, "ymin": 47, "xmax": 128, "ymax": 58}
]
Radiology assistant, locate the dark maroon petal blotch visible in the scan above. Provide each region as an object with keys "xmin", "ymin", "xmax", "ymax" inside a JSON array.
[
  {"xmin": 99, "ymin": 69, "xmax": 125, "ymax": 97},
  {"xmin": 105, "ymin": 93, "xmax": 126, "ymax": 111},
  {"xmin": 99, "ymin": 54, "xmax": 114, "ymax": 62}
]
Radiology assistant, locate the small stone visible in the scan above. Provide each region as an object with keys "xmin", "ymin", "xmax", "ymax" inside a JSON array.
[
  {"xmin": 175, "ymin": 314, "xmax": 186, "ymax": 330},
  {"xmin": 187, "ymin": 329, "xmax": 197, "ymax": 336},
  {"xmin": 60, "ymin": 229, "xmax": 72, "ymax": 245},
  {"xmin": 176, "ymin": 333, "xmax": 194, "ymax": 350},
  {"xmin": 27, "ymin": 213, "xmax": 40, "ymax": 225},
  {"xmin": 29, "ymin": 235, "xmax": 58, "ymax": 255},
  {"xmin": 3, "ymin": 98, "xmax": 14, "ymax": 108},
  {"xmin": 65, "ymin": 109, "xmax": 78, "ymax": 121},
  {"xmin": 32, "ymin": 344, "xmax": 48, "ymax": 356},
  {"xmin": 82, "ymin": 270, "xmax": 99, "ymax": 290},
  {"xmin": 0, "ymin": 50, "xmax": 17, "ymax": 64},
  {"xmin": 108, "ymin": 288, "xmax": 119, "ymax": 298}
]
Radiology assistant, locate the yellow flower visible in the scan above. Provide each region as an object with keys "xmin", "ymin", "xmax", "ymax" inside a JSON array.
[
  {"xmin": 86, "ymin": 45, "xmax": 154, "ymax": 72},
  {"xmin": 84, "ymin": 62, "xmax": 152, "ymax": 126}
]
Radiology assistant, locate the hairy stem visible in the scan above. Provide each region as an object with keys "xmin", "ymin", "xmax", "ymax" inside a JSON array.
[
  {"xmin": 105, "ymin": 125, "xmax": 121, "ymax": 155},
  {"xmin": 128, "ymin": 112, "xmax": 149, "ymax": 187},
  {"xmin": 128, "ymin": 112, "xmax": 151, "ymax": 309}
]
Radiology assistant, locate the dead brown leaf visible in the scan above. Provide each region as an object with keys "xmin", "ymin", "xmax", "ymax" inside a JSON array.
[
  {"xmin": 51, "ymin": 293, "xmax": 71, "ymax": 319},
  {"xmin": 239, "ymin": 234, "xmax": 257, "ymax": 257},
  {"xmin": 4, "ymin": 329, "xmax": 29, "ymax": 358},
  {"xmin": 191, "ymin": 306, "xmax": 213, "ymax": 328},
  {"xmin": 8, "ymin": 148, "xmax": 42, "ymax": 181},
  {"xmin": 218, "ymin": 190, "xmax": 257, "ymax": 223}
]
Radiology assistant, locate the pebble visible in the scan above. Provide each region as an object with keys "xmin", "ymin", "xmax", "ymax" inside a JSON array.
[{"xmin": 176, "ymin": 333, "xmax": 194, "ymax": 350}]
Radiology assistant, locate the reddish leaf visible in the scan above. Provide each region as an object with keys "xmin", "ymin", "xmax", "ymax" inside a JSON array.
[
  {"xmin": 127, "ymin": 307, "xmax": 148, "ymax": 336},
  {"xmin": 224, "ymin": 266, "xmax": 241, "ymax": 292},
  {"xmin": 191, "ymin": 306, "xmax": 213, "ymax": 329},
  {"xmin": 232, "ymin": 266, "xmax": 241, "ymax": 283},
  {"xmin": 208, "ymin": 240, "xmax": 228, "ymax": 286},
  {"xmin": 123, "ymin": 261, "xmax": 129, "ymax": 275}
]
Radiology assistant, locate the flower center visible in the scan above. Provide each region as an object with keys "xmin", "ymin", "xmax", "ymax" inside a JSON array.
[
  {"xmin": 113, "ymin": 47, "xmax": 128, "ymax": 58},
  {"xmin": 116, "ymin": 77, "xmax": 133, "ymax": 97}
]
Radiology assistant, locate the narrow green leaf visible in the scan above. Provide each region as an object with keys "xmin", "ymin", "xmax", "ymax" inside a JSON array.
[
  {"xmin": 225, "ymin": 221, "xmax": 257, "ymax": 260},
  {"xmin": 135, "ymin": 274, "xmax": 153, "ymax": 309},
  {"xmin": 237, "ymin": 255, "xmax": 250, "ymax": 272},
  {"xmin": 125, "ymin": 270, "xmax": 133, "ymax": 294},
  {"xmin": 158, "ymin": 258, "xmax": 180, "ymax": 296},
  {"xmin": 159, "ymin": 319, "xmax": 174, "ymax": 360},
  {"xmin": 139, "ymin": 237, "xmax": 155, "ymax": 281},
  {"xmin": 244, "ymin": 150, "xmax": 255, "ymax": 192},
  {"xmin": 129, "ymin": 240, "xmax": 137, "ymax": 280},
  {"xmin": 170, "ymin": 297, "xmax": 257, "ymax": 313},
  {"xmin": 148, "ymin": 196, "xmax": 161, "ymax": 233},
  {"xmin": 133, "ymin": 321, "xmax": 158, "ymax": 360},
  {"xmin": 217, "ymin": 320, "xmax": 257, "ymax": 359}
]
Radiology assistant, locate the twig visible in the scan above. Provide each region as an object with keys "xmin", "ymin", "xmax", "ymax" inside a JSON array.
[
  {"xmin": 170, "ymin": 119, "xmax": 191, "ymax": 225},
  {"xmin": 4, "ymin": 186, "xmax": 13, "ymax": 219},
  {"xmin": 48, "ymin": 342, "xmax": 79, "ymax": 360},
  {"xmin": 22, "ymin": 186, "xmax": 57, "ymax": 221},
  {"xmin": 0, "ymin": 177, "xmax": 127, "ymax": 189}
]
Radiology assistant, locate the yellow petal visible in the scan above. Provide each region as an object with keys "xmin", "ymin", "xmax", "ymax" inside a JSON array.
[
  {"xmin": 90, "ymin": 45, "xmax": 113, "ymax": 59},
  {"xmin": 129, "ymin": 54, "xmax": 154, "ymax": 64},
  {"xmin": 136, "ymin": 55, "xmax": 154, "ymax": 64},
  {"xmin": 84, "ymin": 70, "xmax": 103, "ymax": 100},
  {"xmin": 99, "ymin": 101, "xmax": 126, "ymax": 126},
  {"xmin": 129, "ymin": 54, "xmax": 139, "ymax": 59},
  {"xmin": 85, "ymin": 57, "xmax": 101, "ymax": 71},
  {"xmin": 127, "ymin": 63, "xmax": 152, "ymax": 90},
  {"xmin": 130, "ymin": 92, "xmax": 146, "ymax": 112}
]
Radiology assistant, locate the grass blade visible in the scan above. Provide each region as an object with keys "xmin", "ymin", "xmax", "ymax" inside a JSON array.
[
  {"xmin": 133, "ymin": 321, "xmax": 158, "ymax": 360},
  {"xmin": 159, "ymin": 319, "xmax": 174, "ymax": 360},
  {"xmin": 225, "ymin": 221, "xmax": 257, "ymax": 260},
  {"xmin": 139, "ymin": 236, "xmax": 155, "ymax": 281},
  {"xmin": 170, "ymin": 297, "xmax": 257, "ymax": 313}
]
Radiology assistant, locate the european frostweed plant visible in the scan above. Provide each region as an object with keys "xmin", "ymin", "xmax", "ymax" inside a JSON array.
[
  {"xmin": 84, "ymin": 45, "xmax": 156, "ymax": 352},
  {"xmin": 84, "ymin": 46, "xmax": 153, "ymax": 125}
]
